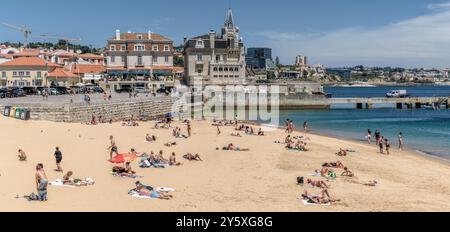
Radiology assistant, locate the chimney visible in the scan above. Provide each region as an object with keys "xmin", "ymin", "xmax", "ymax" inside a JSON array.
[
  {"xmin": 148, "ymin": 30, "xmax": 152, "ymax": 40},
  {"xmin": 115, "ymin": 30, "xmax": 121, "ymax": 40},
  {"xmin": 209, "ymin": 30, "xmax": 216, "ymax": 49}
]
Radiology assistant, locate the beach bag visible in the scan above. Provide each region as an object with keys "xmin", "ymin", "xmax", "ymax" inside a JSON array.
[{"xmin": 26, "ymin": 193, "xmax": 39, "ymax": 201}]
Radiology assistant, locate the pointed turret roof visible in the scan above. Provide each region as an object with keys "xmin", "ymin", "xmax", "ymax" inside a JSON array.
[{"xmin": 224, "ymin": 8, "xmax": 234, "ymax": 29}]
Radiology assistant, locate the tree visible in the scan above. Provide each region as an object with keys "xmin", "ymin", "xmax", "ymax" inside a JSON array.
[{"xmin": 174, "ymin": 56, "xmax": 184, "ymax": 67}]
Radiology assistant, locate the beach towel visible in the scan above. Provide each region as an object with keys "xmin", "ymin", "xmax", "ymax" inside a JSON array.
[
  {"xmin": 49, "ymin": 179, "xmax": 76, "ymax": 188},
  {"xmin": 111, "ymin": 172, "xmax": 142, "ymax": 179},
  {"xmin": 301, "ymin": 199, "xmax": 331, "ymax": 206},
  {"xmin": 156, "ymin": 187, "xmax": 175, "ymax": 192}
]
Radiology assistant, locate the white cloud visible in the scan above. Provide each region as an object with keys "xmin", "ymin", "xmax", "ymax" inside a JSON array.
[{"xmin": 256, "ymin": 6, "xmax": 450, "ymax": 68}]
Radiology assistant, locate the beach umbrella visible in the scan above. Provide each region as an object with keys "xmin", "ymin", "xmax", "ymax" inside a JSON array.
[{"xmin": 110, "ymin": 153, "xmax": 138, "ymax": 164}]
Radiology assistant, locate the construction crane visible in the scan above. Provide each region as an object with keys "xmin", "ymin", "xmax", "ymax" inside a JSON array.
[
  {"xmin": 34, "ymin": 35, "xmax": 81, "ymax": 51},
  {"xmin": 2, "ymin": 22, "xmax": 32, "ymax": 48}
]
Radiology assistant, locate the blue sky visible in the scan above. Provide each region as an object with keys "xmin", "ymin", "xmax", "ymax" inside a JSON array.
[{"xmin": 1, "ymin": 0, "xmax": 450, "ymax": 67}]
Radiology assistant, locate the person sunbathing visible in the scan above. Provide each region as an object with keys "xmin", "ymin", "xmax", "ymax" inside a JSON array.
[
  {"xmin": 146, "ymin": 134, "xmax": 156, "ymax": 142},
  {"xmin": 285, "ymin": 135, "xmax": 293, "ymax": 144},
  {"xmin": 153, "ymin": 150, "xmax": 167, "ymax": 164},
  {"xmin": 169, "ymin": 152, "xmax": 183, "ymax": 166},
  {"xmin": 364, "ymin": 180, "xmax": 378, "ymax": 187},
  {"xmin": 295, "ymin": 141, "xmax": 308, "ymax": 151},
  {"xmin": 258, "ymin": 128, "xmax": 265, "ymax": 136},
  {"xmin": 336, "ymin": 148, "xmax": 347, "ymax": 157},
  {"xmin": 230, "ymin": 132, "xmax": 242, "ymax": 137},
  {"xmin": 112, "ymin": 166, "xmax": 134, "ymax": 177},
  {"xmin": 125, "ymin": 162, "xmax": 136, "ymax": 175},
  {"xmin": 301, "ymin": 189, "xmax": 340, "ymax": 204},
  {"xmin": 164, "ymin": 142, "xmax": 177, "ymax": 147},
  {"xmin": 18, "ymin": 149, "xmax": 27, "ymax": 161},
  {"xmin": 322, "ymin": 161, "xmax": 345, "ymax": 169},
  {"xmin": 63, "ymin": 171, "xmax": 74, "ymax": 184},
  {"xmin": 341, "ymin": 167, "xmax": 354, "ymax": 177},
  {"xmin": 136, "ymin": 185, "xmax": 173, "ymax": 200},
  {"xmin": 223, "ymin": 143, "xmax": 250, "ymax": 151},
  {"xmin": 183, "ymin": 153, "xmax": 203, "ymax": 161},
  {"xmin": 307, "ymin": 179, "xmax": 329, "ymax": 189},
  {"xmin": 320, "ymin": 167, "xmax": 336, "ymax": 179}
]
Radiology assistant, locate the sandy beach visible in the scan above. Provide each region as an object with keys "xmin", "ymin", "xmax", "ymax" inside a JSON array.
[{"xmin": 0, "ymin": 116, "xmax": 449, "ymax": 212}]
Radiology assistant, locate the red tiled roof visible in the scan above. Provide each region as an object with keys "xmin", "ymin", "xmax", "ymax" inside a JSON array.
[
  {"xmin": 0, "ymin": 57, "xmax": 60, "ymax": 68},
  {"xmin": 48, "ymin": 67, "xmax": 78, "ymax": 78},
  {"xmin": 72, "ymin": 64, "xmax": 106, "ymax": 74}
]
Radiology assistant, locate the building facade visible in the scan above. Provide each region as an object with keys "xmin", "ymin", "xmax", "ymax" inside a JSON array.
[
  {"xmin": 106, "ymin": 30, "xmax": 174, "ymax": 78},
  {"xmin": 0, "ymin": 57, "xmax": 61, "ymax": 87},
  {"xmin": 184, "ymin": 8, "xmax": 246, "ymax": 86},
  {"xmin": 246, "ymin": 47, "xmax": 275, "ymax": 70}
]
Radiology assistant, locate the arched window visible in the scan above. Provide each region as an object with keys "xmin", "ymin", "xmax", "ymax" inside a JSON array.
[
  {"xmin": 224, "ymin": 67, "xmax": 228, "ymax": 72},
  {"xmin": 234, "ymin": 67, "xmax": 239, "ymax": 72},
  {"xmin": 219, "ymin": 67, "xmax": 223, "ymax": 72},
  {"xmin": 213, "ymin": 67, "xmax": 218, "ymax": 72}
]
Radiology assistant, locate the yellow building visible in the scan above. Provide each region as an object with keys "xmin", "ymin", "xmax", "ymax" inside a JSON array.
[{"xmin": 0, "ymin": 57, "xmax": 61, "ymax": 87}]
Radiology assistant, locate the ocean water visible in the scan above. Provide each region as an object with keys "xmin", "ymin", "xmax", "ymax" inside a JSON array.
[
  {"xmin": 278, "ymin": 86, "xmax": 450, "ymax": 160},
  {"xmin": 279, "ymin": 109, "xmax": 450, "ymax": 159}
]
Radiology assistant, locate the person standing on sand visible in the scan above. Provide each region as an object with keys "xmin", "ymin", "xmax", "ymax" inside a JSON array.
[
  {"xmin": 379, "ymin": 137, "xmax": 384, "ymax": 154},
  {"xmin": 398, "ymin": 132, "xmax": 404, "ymax": 150},
  {"xmin": 54, "ymin": 147, "xmax": 63, "ymax": 172},
  {"xmin": 385, "ymin": 138, "xmax": 391, "ymax": 155},
  {"xmin": 187, "ymin": 121, "xmax": 192, "ymax": 137},
  {"xmin": 367, "ymin": 129, "xmax": 372, "ymax": 144},
  {"xmin": 35, "ymin": 163, "xmax": 48, "ymax": 201},
  {"xmin": 303, "ymin": 122, "xmax": 308, "ymax": 132},
  {"xmin": 107, "ymin": 136, "xmax": 118, "ymax": 161}
]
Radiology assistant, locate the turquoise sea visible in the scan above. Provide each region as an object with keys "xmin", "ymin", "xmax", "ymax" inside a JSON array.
[{"xmin": 278, "ymin": 86, "xmax": 450, "ymax": 160}]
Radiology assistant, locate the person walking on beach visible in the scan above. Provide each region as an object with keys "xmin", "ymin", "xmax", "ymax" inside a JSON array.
[
  {"xmin": 398, "ymin": 132, "xmax": 404, "ymax": 150},
  {"xmin": 54, "ymin": 147, "xmax": 63, "ymax": 172},
  {"xmin": 35, "ymin": 163, "xmax": 48, "ymax": 201},
  {"xmin": 303, "ymin": 121, "xmax": 309, "ymax": 133},
  {"xmin": 107, "ymin": 136, "xmax": 119, "ymax": 161},
  {"xmin": 385, "ymin": 138, "xmax": 391, "ymax": 155},
  {"xmin": 367, "ymin": 129, "xmax": 372, "ymax": 144},
  {"xmin": 217, "ymin": 125, "xmax": 221, "ymax": 135}
]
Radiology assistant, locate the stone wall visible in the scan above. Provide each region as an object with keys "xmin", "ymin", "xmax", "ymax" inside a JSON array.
[{"xmin": 0, "ymin": 97, "xmax": 183, "ymax": 123}]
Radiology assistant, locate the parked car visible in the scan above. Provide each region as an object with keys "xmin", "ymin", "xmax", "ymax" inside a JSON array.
[
  {"xmin": 91, "ymin": 86, "xmax": 104, "ymax": 93},
  {"xmin": 48, "ymin": 88, "xmax": 59, "ymax": 95},
  {"xmin": 134, "ymin": 87, "xmax": 149, "ymax": 93},
  {"xmin": 0, "ymin": 88, "xmax": 7, "ymax": 98}
]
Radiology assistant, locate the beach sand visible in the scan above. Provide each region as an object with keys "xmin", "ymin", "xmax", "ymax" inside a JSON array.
[{"xmin": 0, "ymin": 116, "xmax": 449, "ymax": 212}]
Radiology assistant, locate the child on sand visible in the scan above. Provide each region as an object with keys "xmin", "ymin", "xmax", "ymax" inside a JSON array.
[{"xmin": 18, "ymin": 149, "xmax": 27, "ymax": 161}]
